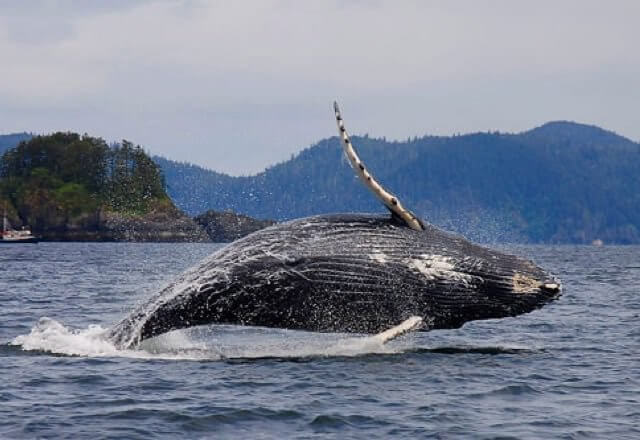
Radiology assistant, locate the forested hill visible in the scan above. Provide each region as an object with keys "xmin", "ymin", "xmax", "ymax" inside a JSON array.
[
  {"xmin": 156, "ymin": 121, "xmax": 640, "ymax": 244},
  {"xmin": 0, "ymin": 133, "xmax": 208, "ymax": 241}
]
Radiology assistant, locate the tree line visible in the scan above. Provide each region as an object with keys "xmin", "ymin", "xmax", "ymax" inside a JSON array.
[
  {"xmin": 0, "ymin": 132, "xmax": 168, "ymax": 231},
  {"xmin": 157, "ymin": 121, "xmax": 640, "ymax": 244}
]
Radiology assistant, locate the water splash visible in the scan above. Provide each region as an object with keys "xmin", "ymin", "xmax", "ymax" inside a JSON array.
[
  {"xmin": 10, "ymin": 317, "xmax": 418, "ymax": 361},
  {"xmin": 10, "ymin": 316, "xmax": 535, "ymax": 360},
  {"xmin": 10, "ymin": 317, "xmax": 195, "ymax": 360}
]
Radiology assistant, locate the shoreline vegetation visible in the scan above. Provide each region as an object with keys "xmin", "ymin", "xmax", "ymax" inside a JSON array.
[{"xmin": 0, "ymin": 133, "xmax": 271, "ymax": 242}]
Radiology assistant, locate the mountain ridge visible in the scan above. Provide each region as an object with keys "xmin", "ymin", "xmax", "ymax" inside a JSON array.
[
  {"xmin": 152, "ymin": 121, "xmax": 640, "ymax": 244},
  {"xmin": 3, "ymin": 120, "xmax": 639, "ymax": 244}
]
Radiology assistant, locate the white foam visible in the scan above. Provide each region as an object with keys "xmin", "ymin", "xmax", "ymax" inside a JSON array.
[
  {"xmin": 10, "ymin": 317, "xmax": 219, "ymax": 360},
  {"xmin": 10, "ymin": 317, "xmax": 418, "ymax": 361},
  {"xmin": 12, "ymin": 317, "xmax": 115, "ymax": 356}
]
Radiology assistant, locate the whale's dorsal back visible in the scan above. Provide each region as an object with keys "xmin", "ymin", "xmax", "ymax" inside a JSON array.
[{"xmin": 333, "ymin": 102, "xmax": 424, "ymax": 231}]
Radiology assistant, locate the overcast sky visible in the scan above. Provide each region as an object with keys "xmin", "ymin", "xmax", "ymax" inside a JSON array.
[{"xmin": 1, "ymin": 0, "xmax": 638, "ymax": 175}]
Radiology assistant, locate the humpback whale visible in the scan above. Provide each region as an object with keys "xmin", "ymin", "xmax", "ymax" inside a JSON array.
[{"xmin": 108, "ymin": 103, "xmax": 561, "ymax": 349}]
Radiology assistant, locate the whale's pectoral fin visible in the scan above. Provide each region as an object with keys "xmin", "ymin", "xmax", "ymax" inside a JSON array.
[
  {"xmin": 369, "ymin": 316, "xmax": 424, "ymax": 345},
  {"xmin": 333, "ymin": 101, "xmax": 424, "ymax": 231}
]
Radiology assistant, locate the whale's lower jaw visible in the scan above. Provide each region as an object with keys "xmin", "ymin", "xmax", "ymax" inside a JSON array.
[{"xmin": 108, "ymin": 214, "xmax": 561, "ymax": 349}]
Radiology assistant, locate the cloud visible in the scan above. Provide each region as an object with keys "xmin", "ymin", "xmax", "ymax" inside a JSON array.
[
  {"xmin": 0, "ymin": 0, "xmax": 639, "ymax": 174},
  {"xmin": 0, "ymin": 0, "xmax": 156, "ymax": 44}
]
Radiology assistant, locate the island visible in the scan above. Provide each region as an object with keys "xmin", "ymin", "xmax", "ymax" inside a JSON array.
[{"xmin": 0, "ymin": 133, "xmax": 271, "ymax": 242}]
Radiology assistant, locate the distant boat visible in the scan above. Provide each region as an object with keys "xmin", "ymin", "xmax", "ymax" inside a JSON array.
[{"xmin": 1, "ymin": 210, "xmax": 38, "ymax": 244}]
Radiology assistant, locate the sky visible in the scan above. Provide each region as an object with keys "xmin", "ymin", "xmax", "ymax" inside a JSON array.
[{"xmin": 1, "ymin": 0, "xmax": 639, "ymax": 175}]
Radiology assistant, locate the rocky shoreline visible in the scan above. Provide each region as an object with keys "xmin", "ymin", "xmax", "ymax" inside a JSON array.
[
  {"xmin": 31, "ymin": 209, "xmax": 273, "ymax": 243},
  {"xmin": 194, "ymin": 210, "xmax": 275, "ymax": 242},
  {"xmin": 1, "ymin": 133, "xmax": 277, "ymax": 244}
]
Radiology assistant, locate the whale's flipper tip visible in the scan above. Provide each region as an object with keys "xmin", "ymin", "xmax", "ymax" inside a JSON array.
[{"xmin": 371, "ymin": 316, "xmax": 424, "ymax": 345}]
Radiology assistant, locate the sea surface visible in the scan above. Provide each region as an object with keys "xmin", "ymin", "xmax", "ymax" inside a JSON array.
[{"xmin": 1, "ymin": 243, "xmax": 638, "ymax": 439}]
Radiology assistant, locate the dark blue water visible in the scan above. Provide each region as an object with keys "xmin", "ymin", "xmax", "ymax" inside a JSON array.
[{"xmin": 1, "ymin": 243, "xmax": 638, "ymax": 439}]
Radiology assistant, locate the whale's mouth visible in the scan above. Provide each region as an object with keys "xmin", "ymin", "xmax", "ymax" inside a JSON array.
[
  {"xmin": 539, "ymin": 281, "xmax": 562, "ymax": 304},
  {"xmin": 540, "ymin": 282, "xmax": 561, "ymax": 295}
]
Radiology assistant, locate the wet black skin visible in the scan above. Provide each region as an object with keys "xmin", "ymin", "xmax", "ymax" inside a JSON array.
[{"xmin": 108, "ymin": 214, "xmax": 561, "ymax": 348}]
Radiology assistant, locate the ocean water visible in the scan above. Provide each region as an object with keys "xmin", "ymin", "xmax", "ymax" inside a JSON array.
[{"xmin": 1, "ymin": 242, "xmax": 638, "ymax": 439}]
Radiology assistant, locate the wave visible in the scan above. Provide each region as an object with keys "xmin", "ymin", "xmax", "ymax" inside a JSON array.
[
  {"xmin": 9, "ymin": 317, "xmax": 410, "ymax": 361},
  {"xmin": 9, "ymin": 317, "xmax": 537, "ymax": 361}
]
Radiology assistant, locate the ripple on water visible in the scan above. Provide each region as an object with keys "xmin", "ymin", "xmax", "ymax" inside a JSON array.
[
  {"xmin": 1, "ymin": 243, "xmax": 639, "ymax": 439},
  {"xmin": 310, "ymin": 413, "xmax": 394, "ymax": 433}
]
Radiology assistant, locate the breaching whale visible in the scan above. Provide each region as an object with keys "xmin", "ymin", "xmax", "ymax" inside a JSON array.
[{"xmin": 108, "ymin": 103, "xmax": 561, "ymax": 349}]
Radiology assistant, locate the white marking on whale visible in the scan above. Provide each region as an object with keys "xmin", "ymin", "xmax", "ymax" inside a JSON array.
[
  {"xmin": 369, "ymin": 252, "xmax": 389, "ymax": 264},
  {"xmin": 407, "ymin": 254, "xmax": 477, "ymax": 286}
]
